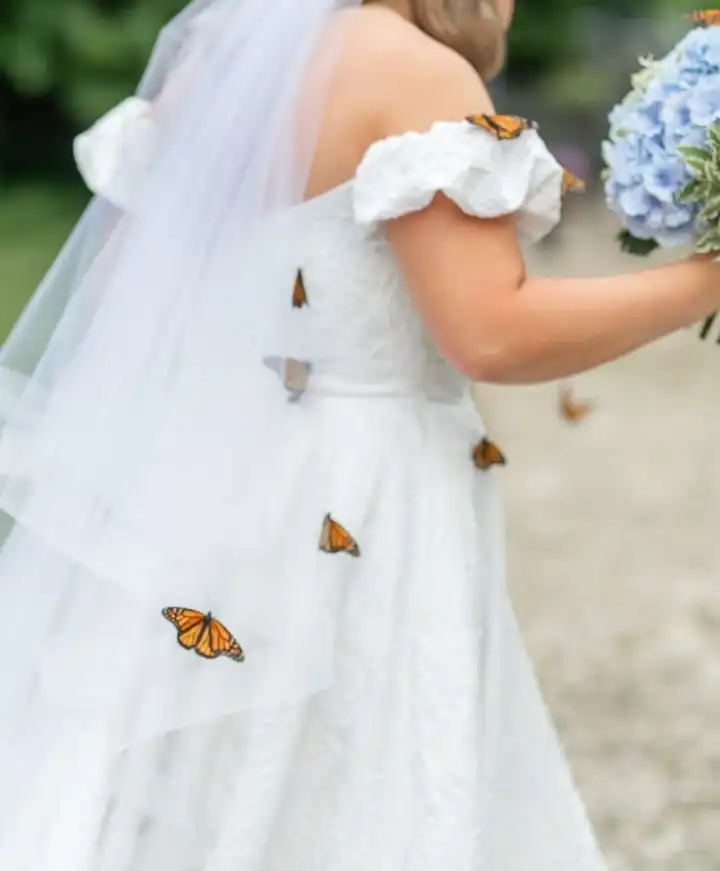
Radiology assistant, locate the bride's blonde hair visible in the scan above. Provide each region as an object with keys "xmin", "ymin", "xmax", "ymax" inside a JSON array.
[{"xmin": 367, "ymin": 0, "xmax": 506, "ymax": 81}]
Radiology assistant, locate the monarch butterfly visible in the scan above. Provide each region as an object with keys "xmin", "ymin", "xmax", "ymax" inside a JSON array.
[
  {"xmin": 687, "ymin": 9, "xmax": 720, "ymax": 26},
  {"xmin": 561, "ymin": 168, "xmax": 586, "ymax": 196},
  {"xmin": 262, "ymin": 355, "xmax": 312, "ymax": 402},
  {"xmin": 162, "ymin": 607, "xmax": 245, "ymax": 662},
  {"xmin": 293, "ymin": 269, "xmax": 308, "ymax": 309},
  {"xmin": 319, "ymin": 513, "xmax": 361, "ymax": 557},
  {"xmin": 558, "ymin": 386, "xmax": 593, "ymax": 424},
  {"xmin": 466, "ymin": 114, "xmax": 538, "ymax": 141},
  {"xmin": 472, "ymin": 437, "xmax": 507, "ymax": 470}
]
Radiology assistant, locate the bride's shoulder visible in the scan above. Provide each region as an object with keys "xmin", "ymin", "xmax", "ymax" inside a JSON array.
[
  {"xmin": 305, "ymin": 8, "xmax": 496, "ymax": 199},
  {"xmin": 338, "ymin": 6, "xmax": 495, "ymax": 142}
]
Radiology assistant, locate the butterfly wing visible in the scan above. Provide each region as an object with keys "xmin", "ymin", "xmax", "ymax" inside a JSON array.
[
  {"xmin": 162, "ymin": 607, "xmax": 208, "ymax": 651},
  {"xmin": 319, "ymin": 514, "xmax": 332, "ymax": 551},
  {"xmin": 292, "ymin": 270, "xmax": 308, "ymax": 309},
  {"xmin": 284, "ymin": 358, "xmax": 312, "ymax": 394},
  {"xmin": 163, "ymin": 607, "xmax": 245, "ymax": 662},
  {"xmin": 263, "ymin": 356, "xmax": 312, "ymax": 403},
  {"xmin": 319, "ymin": 514, "xmax": 361, "ymax": 557},
  {"xmin": 472, "ymin": 437, "xmax": 506, "ymax": 470},
  {"xmin": 688, "ymin": 9, "xmax": 720, "ymax": 26},
  {"xmin": 208, "ymin": 617, "xmax": 246, "ymax": 662},
  {"xmin": 466, "ymin": 114, "xmax": 537, "ymax": 140},
  {"xmin": 561, "ymin": 168, "xmax": 585, "ymax": 196},
  {"xmin": 559, "ymin": 387, "xmax": 592, "ymax": 424},
  {"xmin": 262, "ymin": 355, "xmax": 284, "ymax": 377}
]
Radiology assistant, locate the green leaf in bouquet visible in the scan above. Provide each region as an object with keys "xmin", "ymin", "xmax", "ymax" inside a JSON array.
[
  {"xmin": 684, "ymin": 157, "xmax": 711, "ymax": 178},
  {"xmin": 699, "ymin": 196, "xmax": 720, "ymax": 222},
  {"xmin": 709, "ymin": 146, "xmax": 720, "ymax": 171},
  {"xmin": 706, "ymin": 165, "xmax": 720, "ymax": 189},
  {"xmin": 678, "ymin": 144, "xmax": 713, "ymax": 177},
  {"xmin": 699, "ymin": 185, "xmax": 720, "ymax": 209},
  {"xmin": 678, "ymin": 145, "xmax": 712, "ymax": 162},
  {"xmin": 695, "ymin": 228, "xmax": 720, "ymax": 254},
  {"xmin": 617, "ymin": 229, "xmax": 659, "ymax": 256},
  {"xmin": 676, "ymin": 178, "xmax": 705, "ymax": 204},
  {"xmin": 708, "ymin": 124, "xmax": 720, "ymax": 154}
]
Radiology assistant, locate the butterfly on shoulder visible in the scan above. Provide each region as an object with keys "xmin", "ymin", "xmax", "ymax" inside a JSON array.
[
  {"xmin": 471, "ymin": 437, "xmax": 507, "ymax": 471},
  {"xmin": 687, "ymin": 9, "xmax": 720, "ymax": 26},
  {"xmin": 293, "ymin": 269, "xmax": 308, "ymax": 309},
  {"xmin": 319, "ymin": 513, "xmax": 361, "ymax": 557},
  {"xmin": 561, "ymin": 168, "xmax": 586, "ymax": 196},
  {"xmin": 466, "ymin": 114, "xmax": 538, "ymax": 141},
  {"xmin": 558, "ymin": 385, "xmax": 593, "ymax": 425},
  {"xmin": 161, "ymin": 607, "xmax": 245, "ymax": 662}
]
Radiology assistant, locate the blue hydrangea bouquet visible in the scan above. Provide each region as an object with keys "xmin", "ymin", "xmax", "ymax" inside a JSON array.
[{"xmin": 603, "ymin": 11, "xmax": 720, "ymax": 258}]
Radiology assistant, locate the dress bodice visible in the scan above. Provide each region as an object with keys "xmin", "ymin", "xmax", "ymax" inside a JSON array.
[
  {"xmin": 75, "ymin": 106, "xmax": 566, "ymax": 401},
  {"xmin": 288, "ymin": 181, "xmax": 467, "ymax": 400}
]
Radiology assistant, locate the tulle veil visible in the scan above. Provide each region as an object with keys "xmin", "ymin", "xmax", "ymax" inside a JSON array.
[{"xmin": 0, "ymin": 0, "xmax": 361, "ymax": 750}]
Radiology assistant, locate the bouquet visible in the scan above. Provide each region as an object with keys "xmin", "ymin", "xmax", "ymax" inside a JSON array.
[{"xmin": 603, "ymin": 10, "xmax": 720, "ymax": 259}]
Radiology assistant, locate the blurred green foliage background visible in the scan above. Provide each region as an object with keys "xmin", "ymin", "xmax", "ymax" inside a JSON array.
[{"xmin": 0, "ymin": 0, "xmax": 705, "ymax": 339}]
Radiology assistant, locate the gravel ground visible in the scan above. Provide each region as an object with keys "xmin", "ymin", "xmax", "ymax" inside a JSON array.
[{"xmin": 473, "ymin": 199, "xmax": 720, "ymax": 871}]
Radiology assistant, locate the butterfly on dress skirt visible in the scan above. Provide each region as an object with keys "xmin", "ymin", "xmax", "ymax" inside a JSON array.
[
  {"xmin": 293, "ymin": 269, "xmax": 308, "ymax": 308},
  {"xmin": 162, "ymin": 607, "xmax": 246, "ymax": 662},
  {"xmin": 561, "ymin": 168, "xmax": 586, "ymax": 196},
  {"xmin": 558, "ymin": 385, "xmax": 593, "ymax": 425},
  {"xmin": 466, "ymin": 114, "xmax": 538, "ymax": 140},
  {"xmin": 686, "ymin": 9, "xmax": 720, "ymax": 26},
  {"xmin": 319, "ymin": 514, "xmax": 361, "ymax": 557},
  {"xmin": 472, "ymin": 437, "xmax": 507, "ymax": 470}
]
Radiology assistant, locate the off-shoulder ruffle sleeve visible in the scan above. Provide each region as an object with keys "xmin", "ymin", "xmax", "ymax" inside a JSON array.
[
  {"xmin": 353, "ymin": 120, "xmax": 565, "ymax": 243},
  {"xmin": 73, "ymin": 96, "xmax": 155, "ymax": 212}
]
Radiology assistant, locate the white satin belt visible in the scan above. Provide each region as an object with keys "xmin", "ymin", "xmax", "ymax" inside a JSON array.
[
  {"xmin": 261, "ymin": 355, "xmax": 467, "ymax": 401},
  {"xmin": 305, "ymin": 374, "xmax": 467, "ymax": 400}
]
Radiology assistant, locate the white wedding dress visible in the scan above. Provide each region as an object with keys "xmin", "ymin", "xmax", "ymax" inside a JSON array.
[{"xmin": 0, "ymin": 102, "xmax": 608, "ymax": 871}]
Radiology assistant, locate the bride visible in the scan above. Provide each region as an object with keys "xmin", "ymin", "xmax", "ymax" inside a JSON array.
[{"xmin": 0, "ymin": 1, "xmax": 718, "ymax": 869}]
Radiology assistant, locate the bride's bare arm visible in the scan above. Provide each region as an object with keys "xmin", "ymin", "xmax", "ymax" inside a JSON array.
[
  {"xmin": 370, "ymin": 32, "xmax": 720, "ymax": 385},
  {"xmin": 390, "ymin": 197, "xmax": 720, "ymax": 383}
]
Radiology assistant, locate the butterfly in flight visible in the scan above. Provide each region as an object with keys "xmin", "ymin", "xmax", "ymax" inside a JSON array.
[
  {"xmin": 319, "ymin": 514, "xmax": 361, "ymax": 557},
  {"xmin": 162, "ymin": 607, "xmax": 245, "ymax": 662},
  {"xmin": 466, "ymin": 114, "xmax": 538, "ymax": 141},
  {"xmin": 293, "ymin": 269, "xmax": 308, "ymax": 309},
  {"xmin": 472, "ymin": 437, "xmax": 507, "ymax": 470},
  {"xmin": 687, "ymin": 9, "xmax": 720, "ymax": 26},
  {"xmin": 561, "ymin": 168, "xmax": 586, "ymax": 196},
  {"xmin": 558, "ymin": 386, "xmax": 593, "ymax": 425}
]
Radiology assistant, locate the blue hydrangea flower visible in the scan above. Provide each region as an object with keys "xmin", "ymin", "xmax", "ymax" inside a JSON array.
[{"xmin": 604, "ymin": 26, "xmax": 720, "ymax": 248}]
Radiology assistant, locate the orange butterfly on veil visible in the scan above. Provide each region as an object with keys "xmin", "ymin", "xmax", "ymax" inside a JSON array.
[
  {"xmin": 319, "ymin": 514, "xmax": 361, "ymax": 557},
  {"xmin": 466, "ymin": 114, "xmax": 538, "ymax": 141},
  {"xmin": 687, "ymin": 9, "xmax": 720, "ymax": 26},
  {"xmin": 472, "ymin": 437, "xmax": 507, "ymax": 471},
  {"xmin": 162, "ymin": 607, "xmax": 246, "ymax": 662},
  {"xmin": 293, "ymin": 269, "xmax": 308, "ymax": 309}
]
